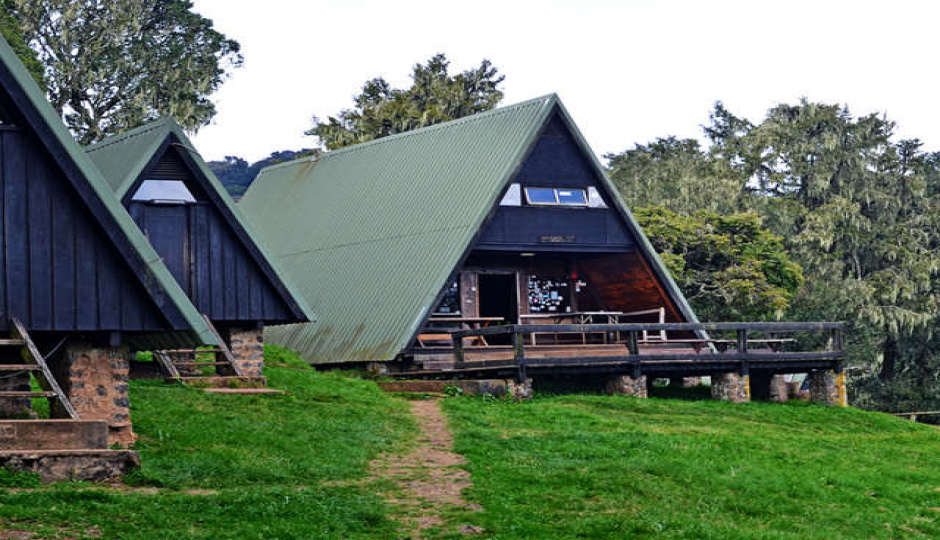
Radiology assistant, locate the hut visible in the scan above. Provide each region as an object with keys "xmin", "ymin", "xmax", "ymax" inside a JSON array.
[
  {"xmin": 239, "ymin": 95, "xmax": 847, "ymax": 403},
  {"xmin": 0, "ymin": 35, "xmax": 223, "ymax": 478},
  {"xmin": 239, "ymin": 95, "xmax": 701, "ymax": 368},
  {"xmin": 84, "ymin": 119, "xmax": 314, "ymax": 380}
]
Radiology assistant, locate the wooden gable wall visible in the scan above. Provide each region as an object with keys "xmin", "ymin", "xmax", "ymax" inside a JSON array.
[
  {"xmin": 477, "ymin": 112, "xmax": 637, "ymax": 251},
  {"xmin": 127, "ymin": 146, "xmax": 295, "ymax": 324},
  {"xmin": 0, "ymin": 99, "xmax": 168, "ymax": 332}
]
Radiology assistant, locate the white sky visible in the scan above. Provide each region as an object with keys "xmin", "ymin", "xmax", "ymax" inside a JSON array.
[{"xmin": 189, "ymin": 0, "xmax": 940, "ymax": 163}]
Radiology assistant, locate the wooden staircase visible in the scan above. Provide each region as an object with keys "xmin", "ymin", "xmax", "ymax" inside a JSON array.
[
  {"xmin": 0, "ymin": 318, "xmax": 140, "ymax": 482},
  {"xmin": 0, "ymin": 318, "xmax": 77, "ymax": 420},
  {"xmin": 153, "ymin": 316, "xmax": 265, "ymax": 388}
]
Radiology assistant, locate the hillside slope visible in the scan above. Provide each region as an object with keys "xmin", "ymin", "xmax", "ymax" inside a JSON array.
[{"xmin": 444, "ymin": 394, "xmax": 940, "ymax": 539}]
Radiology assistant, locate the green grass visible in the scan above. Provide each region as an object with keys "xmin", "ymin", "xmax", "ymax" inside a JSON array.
[
  {"xmin": 442, "ymin": 394, "xmax": 940, "ymax": 539},
  {"xmin": 0, "ymin": 348, "xmax": 414, "ymax": 539}
]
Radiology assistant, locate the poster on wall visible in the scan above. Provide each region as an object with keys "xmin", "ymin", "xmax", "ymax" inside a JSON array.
[
  {"xmin": 527, "ymin": 276, "xmax": 571, "ymax": 313},
  {"xmin": 434, "ymin": 280, "xmax": 461, "ymax": 315}
]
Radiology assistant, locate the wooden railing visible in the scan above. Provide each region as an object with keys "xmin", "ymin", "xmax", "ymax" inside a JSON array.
[{"xmin": 449, "ymin": 322, "xmax": 845, "ymax": 382}]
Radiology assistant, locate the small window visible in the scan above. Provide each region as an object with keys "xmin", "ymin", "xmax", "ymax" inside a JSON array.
[
  {"xmin": 524, "ymin": 187, "xmax": 558, "ymax": 205},
  {"xmin": 499, "ymin": 183, "xmax": 522, "ymax": 206},
  {"xmin": 587, "ymin": 187, "xmax": 607, "ymax": 208},
  {"xmin": 131, "ymin": 180, "xmax": 196, "ymax": 204},
  {"xmin": 524, "ymin": 187, "xmax": 588, "ymax": 206},
  {"xmin": 557, "ymin": 189, "xmax": 587, "ymax": 205}
]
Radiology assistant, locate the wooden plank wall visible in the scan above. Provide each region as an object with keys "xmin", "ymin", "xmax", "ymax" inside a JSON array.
[
  {"xmin": 0, "ymin": 128, "xmax": 167, "ymax": 332},
  {"xmin": 127, "ymin": 152, "xmax": 294, "ymax": 323}
]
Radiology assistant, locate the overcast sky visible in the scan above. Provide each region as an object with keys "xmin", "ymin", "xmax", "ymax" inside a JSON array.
[{"xmin": 189, "ymin": 0, "xmax": 940, "ymax": 163}]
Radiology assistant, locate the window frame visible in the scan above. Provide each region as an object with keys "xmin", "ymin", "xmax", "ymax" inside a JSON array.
[{"xmin": 523, "ymin": 187, "xmax": 589, "ymax": 207}]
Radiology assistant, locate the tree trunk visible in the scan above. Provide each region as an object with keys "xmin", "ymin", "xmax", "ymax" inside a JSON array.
[{"xmin": 879, "ymin": 335, "xmax": 898, "ymax": 381}]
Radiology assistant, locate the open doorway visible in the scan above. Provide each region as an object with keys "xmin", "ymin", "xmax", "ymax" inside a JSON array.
[{"xmin": 478, "ymin": 273, "xmax": 518, "ymax": 324}]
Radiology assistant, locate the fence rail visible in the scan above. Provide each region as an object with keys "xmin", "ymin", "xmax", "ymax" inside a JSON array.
[{"xmin": 447, "ymin": 322, "xmax": 845, "ymax": 382}]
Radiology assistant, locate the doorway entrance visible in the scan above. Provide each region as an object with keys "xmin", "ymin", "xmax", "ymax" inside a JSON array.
[{"xmin": 478, "ymin": 273, "xmax": 518, "ymax": 324}]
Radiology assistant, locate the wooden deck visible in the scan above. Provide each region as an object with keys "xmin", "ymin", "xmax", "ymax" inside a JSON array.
[{"xmin": 399, "ymin": 322, "xmax": 845, "ymax": 381}]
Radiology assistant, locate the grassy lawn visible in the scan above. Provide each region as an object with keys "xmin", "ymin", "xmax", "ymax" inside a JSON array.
[
  {"xmin": 0, "ymin": 348, "xmax": 413, "ymax": 540},
  {"xmin": 442, "ymin": 394, "xmax": 940, "ymax": 539}
]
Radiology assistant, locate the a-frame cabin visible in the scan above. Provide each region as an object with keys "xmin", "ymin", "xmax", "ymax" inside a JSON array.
[
  {"xmin": 0, "ymin": 34, "xmax": 220, "ymax": 473},
  {"xmin": 239, "ymin": 95, "xmax": 701, "ymax": 369},
  {"xmin": 84, "ymin": 119, "xmax": 314, "ymax": 377}
]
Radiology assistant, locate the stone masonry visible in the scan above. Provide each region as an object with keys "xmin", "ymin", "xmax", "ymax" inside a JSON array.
[
  {"xmin": 55, "ymin": 344, "xmax": 136, "ymax": 447},
  {"xmin": 809, "ymin": 369, "xmax": 848, "ymax": 407},
  {"xmin": 228, "ymin": 327, "xmax": 264, "ymax": 378},
  {"xmin": 769, "ymin": 375, "xmax": 789, "ymax": 403},
  {"xmin": 505, "ymin": 378, "xmax": 533, "ymax": 400},
  {"xmin": 606, "ymin": 374, "xmax": 649, "ymax": 398},
  {"xmin": 711, "ymin": 372, "xmax": 751, "ymax": 403}
]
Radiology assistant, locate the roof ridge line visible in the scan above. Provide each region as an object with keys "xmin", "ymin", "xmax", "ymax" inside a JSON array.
[
  {"xmin": 85, "ymin": 118, "xmax": 175, "ymax": 153},
  {"xmin": 258, "ymin": 94, "xmax": 557, "ymax": 175}
]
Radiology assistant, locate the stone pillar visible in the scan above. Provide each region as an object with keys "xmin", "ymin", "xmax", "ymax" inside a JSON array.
[
  {"xmin": 787, "ymin": 380, "xmax": 810, "ymax": 401},
  {"xmin": 505, "ymin": 379, "xmax": 533, "ymax": 400},
  {"xmin": 227, "ymin": 326, "xmax": 265, "ymax": 378},
  {"xmin": 809, "ymin": 370, "xmax": 848, "ymax": 407},
  {"xmin": 769, "ymin": 375, "xmax": 788, "ymax": 403},
  {"xmin": 56, "ymin": 344, "xmax": 135, "ymax": 447},
  {"xmin": 606, "ymin": 374, "xmax": 649, "ymax": 398},
  {"xmin": 711, "ymin": 372, "xmax": 750, "ymax": 403}
]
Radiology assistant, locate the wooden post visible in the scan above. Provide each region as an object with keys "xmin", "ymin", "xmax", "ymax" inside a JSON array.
[
  {"xmin": 627, "ymin": 331, "xmax": 638, "ymax": 355},
  {"xmin": 513, "ymin": 331, "xmax": 526, "ymax": 383},
  {"xmin": 452, "ymin": 333, "xmax": 465, "ymax": 364},
  {"xmin": 737, "ymin": 328, "xmax": 749, "ymax": 376}
]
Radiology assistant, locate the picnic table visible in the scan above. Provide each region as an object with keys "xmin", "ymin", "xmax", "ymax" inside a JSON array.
[{"xmin": 418, "ymin": 316, "xmax": 506, "ymax": 347}]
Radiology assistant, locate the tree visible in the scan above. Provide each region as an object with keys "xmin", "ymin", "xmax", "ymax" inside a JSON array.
[
  {"xmin": 0, "ymin": 0, "xmax": 42, "ymax": 87},
  {"xmin": 10, "ymin": 0, "xmax": 242, "ymax": 144},
  {"xmin": 606, "ymin": 136, "xmax": 745, "ymax": 215},
  {"xmin": 208, "ymin": 149, "xmax": 317, "ymax": 198},
  {"xmin": 307, "ymin": 53, "xmax": 504, "ymax": 150},
  {"xmin": 721, "ymin": 101, "xmax": 940, "ymax": 381},
  {"xmin": 635, "ymin": 206, "xmax": 803, "ymax": 321}
]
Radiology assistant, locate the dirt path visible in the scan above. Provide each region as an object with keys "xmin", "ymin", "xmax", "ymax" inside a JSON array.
[{"xmin": 371, "ymin": 399, "xmax": 482, "ymax": 538}]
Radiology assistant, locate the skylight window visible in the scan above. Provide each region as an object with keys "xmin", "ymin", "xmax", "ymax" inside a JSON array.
[
  {"xmin": 523, "ymin": 187, "xmax": 589, "ymax": 207},
  {"xmin": 131, "ymin": 180, "xmax": 196, "ymax": 204}
]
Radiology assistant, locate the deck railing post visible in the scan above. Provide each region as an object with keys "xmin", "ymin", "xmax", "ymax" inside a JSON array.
[
  {"xmin": 513, "ymin": 330, "xmax": 527, "ymax": 383},
  {"xmin": 737, "ymin": 328, "xmax": 749, "ymax": 375},
  {"xmin": 627, "ymin": 331, "xmax": 638, "ymax": 355},
  {"xmin": 452, "ymin": 333, "xmax": 465, "ymax": 364}
]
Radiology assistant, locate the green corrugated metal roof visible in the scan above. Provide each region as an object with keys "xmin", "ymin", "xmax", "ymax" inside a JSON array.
[
  {"xmin": 0, "ymin": 35, "xmax": 217, "ymax": 346},
  {"xmin": 85, "ymin": 118, "xmax": 316, "ymax": 323},
  {"xmin": 239, "ymin": 94, "xmax": 701, "ymax": 364}
]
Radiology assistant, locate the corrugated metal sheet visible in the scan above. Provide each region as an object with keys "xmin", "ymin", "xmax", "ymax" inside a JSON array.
[
  {"xmin": 86, "ymin": 119, "xmax": 316, "ymax": 324},
  {"xmin": 0, "ymin": 35, "xmax": 217, "ymax": 346},
  {"xmin": 239, "ymin": 95, "xmax": 554, "ymax": 364},
  {"xmin": 239, "ymin": 94, "xmax": 704, "ymax": 364}
]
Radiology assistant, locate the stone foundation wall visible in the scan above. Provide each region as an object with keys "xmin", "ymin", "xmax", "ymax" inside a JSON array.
[
  {"xmin": 769, "ymin": 375, "xmax": 788, "ymax": 403},
  {"xmin": 228, "ymin": 327, "xmax": 264, "ymax": 378},
  {"xmin": 711, "ymin": 372, "xmax": 750, "ymax": 403},
  {"xmin": 606, "ymin": 375, "xmax": 648, "ymax": 398},
  {"xmin": 505, "ymin": 379, "xmax": 533, "ymax": 400},
  {"xmin": 809, "ymin": 370, "xmax": 848, "ymax": 407},
  {"xmin": 56, "ymin": 345, "xmax": 135, "ymax": 447}
]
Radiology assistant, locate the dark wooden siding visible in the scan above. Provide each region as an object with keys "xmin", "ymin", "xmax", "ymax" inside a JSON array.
[
  {"xmin": 477, "ymin": 113, "xmax": 636, "ymax": 251},
  {"xmin": 0, "ymin": 127, "xmax": 167, "ymax": 332},
  {"xmin": 127, "ymin": 150, "xmax": 294, "ymax": 323}
]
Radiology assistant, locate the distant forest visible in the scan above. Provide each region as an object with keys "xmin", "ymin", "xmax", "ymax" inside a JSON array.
[{"xmin": 209, "ymin": 150, "xmax": 314, "ymax": 198}]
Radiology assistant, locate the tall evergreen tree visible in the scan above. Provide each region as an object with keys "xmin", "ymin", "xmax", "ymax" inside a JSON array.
[
  {"xmin": 10, "ymin": 0, "xmax": 242, "ymax": 144},
  {"xmin": 307, "ymin": 54, "xmax": 504, "ymax": 150}
]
